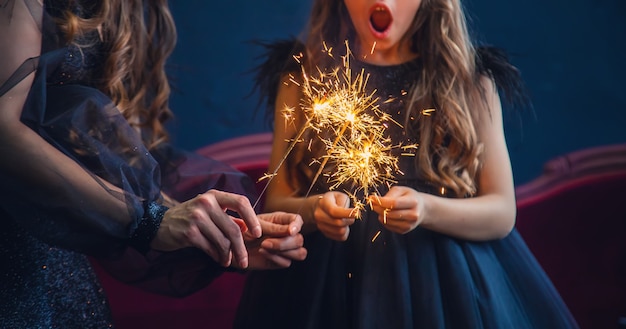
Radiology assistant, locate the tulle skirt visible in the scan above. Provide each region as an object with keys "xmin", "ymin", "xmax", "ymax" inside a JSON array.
[{"xmin": 235, "ymin": 209, "xmax": 579, "ymax": 329}]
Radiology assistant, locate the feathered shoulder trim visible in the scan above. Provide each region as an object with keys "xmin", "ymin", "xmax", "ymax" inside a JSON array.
[
  {"xmin": 250, "ymin": 38, "xmax": 305, "ymax": 118},
  {"xmin": 251, "ymin": 38, "xmax": 530, "ymax": 118},
  {"xmin": 476, "ymin": 46, "xmax": 531, "ymax": 110}
]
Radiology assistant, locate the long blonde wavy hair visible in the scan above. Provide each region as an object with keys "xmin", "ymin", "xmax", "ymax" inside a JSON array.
[
  {"xmin": 56, "ymin": 0, "xmax": 176, "ymax": 150},
  {"xmin": 303, "ymin": 0, "xmax": 487, "ymax": 197}
]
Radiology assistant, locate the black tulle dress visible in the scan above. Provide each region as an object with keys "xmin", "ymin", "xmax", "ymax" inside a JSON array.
[
  {"xmin": 234, "ymin": 41, "xmax": 579, "ymax": 329},
  {"xmin": 0, "ymin": 1, "xmax": 253, "ymax": 328}
]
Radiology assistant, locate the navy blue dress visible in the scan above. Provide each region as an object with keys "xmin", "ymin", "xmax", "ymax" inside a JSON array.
[
  {"xmin": 234, "ymin": 43, "xmax": 579, "ymax": 329},
  {"xmin": 0, "ymin": 1, "xmax": 253, "ymax": 327}
]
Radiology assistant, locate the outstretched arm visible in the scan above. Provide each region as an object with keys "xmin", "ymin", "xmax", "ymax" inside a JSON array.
[{"xmin": 0, "ymin": 2, "xmax": 262, "ymax": 262}]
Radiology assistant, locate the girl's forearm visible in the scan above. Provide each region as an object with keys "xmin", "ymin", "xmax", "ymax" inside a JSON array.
[{"xmin": 421, "ymin": 193, "xmax": 516, "ymax": 241}]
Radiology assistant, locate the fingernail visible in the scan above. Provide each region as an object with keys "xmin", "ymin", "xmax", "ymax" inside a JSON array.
[
  {"xmin": 261, "ymin": 240, "xmax": 273, "ymax": 249},
  {"xmin": 290, "ymin": 225, "xmax": 298, "ymax": 235},
  {"xmin": 239, "ymin": 257, "xmax": 248, "ymax": 269}
]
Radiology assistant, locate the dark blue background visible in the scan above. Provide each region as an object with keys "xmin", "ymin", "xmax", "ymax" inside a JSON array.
[{"xmin": 166, "ymin": 0, "xmax": 625, "ymax": 185}]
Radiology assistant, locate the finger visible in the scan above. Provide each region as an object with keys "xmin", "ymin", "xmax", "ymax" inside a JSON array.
[
  {"xmin": 258, "ymin": 249, "xmax": 292, "ymax": 268},
  {"xmin": 333, "ymin": 192, "xmax": 351, "ymax": 208},
  {"xmin": 260, "ymin": 234, "xmax": 304, "ymax": 251},
  {"xmin": 257, "ymin": 212, "xmax": 304, "ymax": 237},
  {"xmin": 195, "ymin": 234, "xmax": 226, "ymax": 266},
  {"xmin": 381, "ymin": 188, "xmax": 418, "ymax": 209},
  {"xmin": 370, "ymin": 201, "xmax": 413, "ymax": 217},
  {"xmin": 260, "ymin": 247, "xmax": 308, "ymax": 262},
  {"xmin": 277, "ymin": 248, "xmax": 308, "ymax": 261},
  {"xmin": 261, "ymin": 220, "xmax": 291, "ymax": 237},
  {"xmin": 208, "ymin": 190, "xmax": 262, "ymax": 238},
  {"xmin": 369, "ymin": 196, "xmax": 396, "ymax": 210},
  {"xmin": 278, "ymin": 213, "xmax": 304, "ymax": 235},
  {"xmin": 197, "ymin": 195, "xmax": 248, "ymax": 268},
  {"xmin": 318, "ymin": 222, "xmax": 350, "ymax": 241},
  {"xmin": 385, "ymin": 186, "xmax": 410, "ymax": 198},
  {"xmin": 288, "ymin": 215, "xmax": 304, "ymax": 235},
  {"xmin": 320, "ymin": 196, "xmax": 356, "ymax": 219},
  {"xmin": 221, "ymin": 215, "xmax": 251, "ymax": 268},
  {"xmin": 183, "ymin": 223, "xmax": 227, "ymax": 264},
  {"xmin": 388, "ymin": 223, "xmax": 409, "ymax": 234},
  {"xmin": 318, "ymin": 216, "xmax": 355, "ymax": 228},
  {"xmin": 378, "ymin": 215, "xmax": 408, "ymax": 234},
  {"xmin": 187, "ymin": 206, "xmax": 233, "ymax": 266},
  {"xmin": 321, "ymin": 206, "xmax": 356, "ymax": 219},
  {"xmin": 258, "ymin": 212, "xmax": 299, "ymax": 225},
  {"xmin": 233, "ymin": 218, "xmax": 248, "ymax": 232},
  {"xmin": 382, "ymin": 210, "xmax": 412, "ymax": 222},
  {"xmin": 259, "ymin": 213, "xmax": 293, "ymax": 236}
]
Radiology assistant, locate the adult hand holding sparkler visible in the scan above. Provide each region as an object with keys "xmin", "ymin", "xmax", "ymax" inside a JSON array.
[
  {"xmin": 369, "ymin": 186, "xmax": 428, "ymax": 234},
  {"xmin": 313, "ymin": 191, "xmax": 357, "ymax": 241}
]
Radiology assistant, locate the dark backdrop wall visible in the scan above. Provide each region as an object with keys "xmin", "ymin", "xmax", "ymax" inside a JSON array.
[{"xmin": 166, "ymin": 0, "xmax": 625, "ymax": 186}]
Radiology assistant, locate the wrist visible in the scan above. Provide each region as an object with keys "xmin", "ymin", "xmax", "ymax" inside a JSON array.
[
  {"xmin": 130, "ymin": 201, "xmax": 169, "ymax": 254},
  {"xmin": 301, "ymin": 195, "xmax": 321, "ymax": 233},
  {"xmin": 417, "ymin": 192, "xmax": 435, "ymax": 228}
]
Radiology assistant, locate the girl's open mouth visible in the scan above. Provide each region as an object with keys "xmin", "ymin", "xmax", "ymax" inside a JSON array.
[{"xmin": 370, "ymin": 4, "xmax": 392, "ymax": 34}]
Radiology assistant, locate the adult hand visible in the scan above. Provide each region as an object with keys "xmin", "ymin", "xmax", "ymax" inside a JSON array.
[
  {"xmin": 242, "ymin": 212, "xmax": 307, "ymax": 270},
  {"xmin": 313, "ymin": 191, "xmax": 357, "ymax": 241},
  {"xmin": 151, "ymin": 189, "xmax": 262, "ymax": 268},
  {"xmin": 369, "ymin": 186, "xmax": 427, "ymax": 234}
]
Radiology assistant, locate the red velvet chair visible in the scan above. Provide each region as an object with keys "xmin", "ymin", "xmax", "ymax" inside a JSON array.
[{"xmin": 514, "ymin": 143, "xmax": 626, "ymax": 329}]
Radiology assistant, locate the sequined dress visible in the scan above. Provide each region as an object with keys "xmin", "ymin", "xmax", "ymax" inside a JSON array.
[
  {"xmin": 0, "ymin": 1, "xmax": 252, "ymax": 328},
  {"xmin": 234, "ymin": 42, "xmax": 579, "ymax": 329}
]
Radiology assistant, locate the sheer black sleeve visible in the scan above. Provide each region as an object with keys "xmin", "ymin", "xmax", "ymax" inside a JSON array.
[
  {"xmin": 1, "ymin": 1, "xmax": 146, "ymax": 256},
  {"xmin": 1, "ymin": 0, "xmax": 261, "ymax": 296},
  {"xmin": 1, "ymin": 0, "xmax": 254, "ymax": 268}
]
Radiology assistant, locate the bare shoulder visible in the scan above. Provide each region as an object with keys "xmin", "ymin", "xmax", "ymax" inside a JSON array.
[{"xmin": 473, "ymin": 74, "xmax": 504, "ymax": 129}]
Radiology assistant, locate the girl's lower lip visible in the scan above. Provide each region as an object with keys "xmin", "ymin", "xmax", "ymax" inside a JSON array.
[{"xmin": 369, "ymin": 24, "xmax": 390, "ymax": 39}]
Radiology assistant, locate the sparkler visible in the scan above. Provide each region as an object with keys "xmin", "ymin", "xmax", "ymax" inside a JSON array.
[{"xmin": 254, "ymin": 41, "xmax": 425, "ymax": 219}]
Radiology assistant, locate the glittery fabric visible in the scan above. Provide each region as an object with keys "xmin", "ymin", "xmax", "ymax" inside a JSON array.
[
  {"xmin": 0, "ymin": 2, "xmax": 114, "ymax": 328},
  {"xmin": 0, "ymin": 213, "xmax": 113, "ymax": 329},
  {"xmin": 130, "ymin": 202, "xmax": 169, "ymax": 254},
  {"xmin": 0, "ymin": 0, "xmax": 256, "ymax": 322}
]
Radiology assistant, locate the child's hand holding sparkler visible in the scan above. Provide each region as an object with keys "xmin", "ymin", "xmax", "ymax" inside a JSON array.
[
  {"xmin": 369, "ymin": 186, "xmax": 428, "ymax": 234},
  {"xmin": 242, "ymin": 212, "xmax": 308, "ymax": 270},
  {"xmin": 313, "ymin": 191, "xmax": 357, "ymax": 241}
]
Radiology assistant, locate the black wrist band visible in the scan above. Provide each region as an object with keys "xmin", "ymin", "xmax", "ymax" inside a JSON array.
[{"xmin": 130, "ymin": 201, "xmax": 169, "ymax": 254}]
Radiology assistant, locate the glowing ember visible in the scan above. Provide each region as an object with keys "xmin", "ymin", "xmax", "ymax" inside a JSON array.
[{"xmin": 254, "ymin": 41, "xmax": 429, "ymax": 218}]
